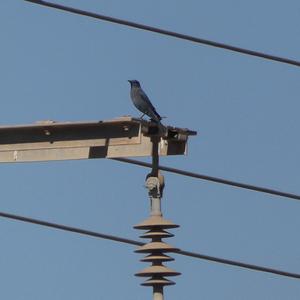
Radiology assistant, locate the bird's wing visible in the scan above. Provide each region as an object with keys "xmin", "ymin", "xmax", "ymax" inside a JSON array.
[{"xmin": 140, "ymin": 88, "xmax": 162, "ymax": 119}]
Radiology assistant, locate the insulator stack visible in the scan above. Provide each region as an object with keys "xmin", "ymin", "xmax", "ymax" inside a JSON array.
[
  {"xmin": 134, "ymin": 216, "xmax": 180, "ymax": 287},
  {"xmin": 134, "ymin": 173, "xmax": 180, "ymax": 299}
]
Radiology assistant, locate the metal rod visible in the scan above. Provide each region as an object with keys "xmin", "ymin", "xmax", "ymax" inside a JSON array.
[
  {"xmin": 151, "ymin": 136, "xmax": 160, "ymax": 177},
  {"xmin": 148, "ymin": 136, "xmax": 163, "ymax": 216}
]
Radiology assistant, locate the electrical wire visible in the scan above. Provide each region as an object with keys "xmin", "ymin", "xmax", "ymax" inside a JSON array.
[
  {"xmin": 112, "ymin": 158, "xmax": 300, "ymax": 201},
  {"xmin": 24, "ymin": 0, "xmax": 300, "ymax": 68},
  {"xmin": 0, "ymin": 210, "xmax": 299, "ymax": 279}
]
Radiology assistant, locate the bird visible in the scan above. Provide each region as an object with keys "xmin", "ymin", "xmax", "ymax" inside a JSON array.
[{"xmin": 128, "ymin": 80, "xmax": 162, "ymax": 123}]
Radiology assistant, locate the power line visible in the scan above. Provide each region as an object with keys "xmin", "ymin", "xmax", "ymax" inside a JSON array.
[
  {"xmin": 0, "ymin": 211, "xmax": 140, "ymax": 246},
  {"xmin": 112, "ymin": 158, "xmax": 300, "ymax": 201},
  {"xmin": 0, "ymin": 210, "xmax": 299, "ymax": 279},
  {"xmin": 178, "ymin": 249, "xmax": 300, "ymax": 279},
  {"xmin": 24, "ymin": 0, "xmax": 300, "ymax": 68}
]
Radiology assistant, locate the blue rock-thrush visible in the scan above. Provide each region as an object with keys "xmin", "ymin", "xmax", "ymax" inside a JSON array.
[{"xmin": 128, "ymin": 80, "xmax": 162, "ymax": 123}]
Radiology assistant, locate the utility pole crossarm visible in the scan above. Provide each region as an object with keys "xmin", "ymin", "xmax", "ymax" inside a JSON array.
[{"xmin": 0, "ymin": 117, "xmax": 196, "ymax": 163}]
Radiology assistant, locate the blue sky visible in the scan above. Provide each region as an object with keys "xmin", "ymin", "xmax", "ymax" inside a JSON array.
[{"xmin": 1, "ymin": 0, "xmax": 300, "ymax": 299}]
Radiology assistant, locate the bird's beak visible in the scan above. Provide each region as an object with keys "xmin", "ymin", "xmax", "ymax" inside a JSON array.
[{"xmin": 128, "ymin": 80, "xmax": 132, "ymax": 83}]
